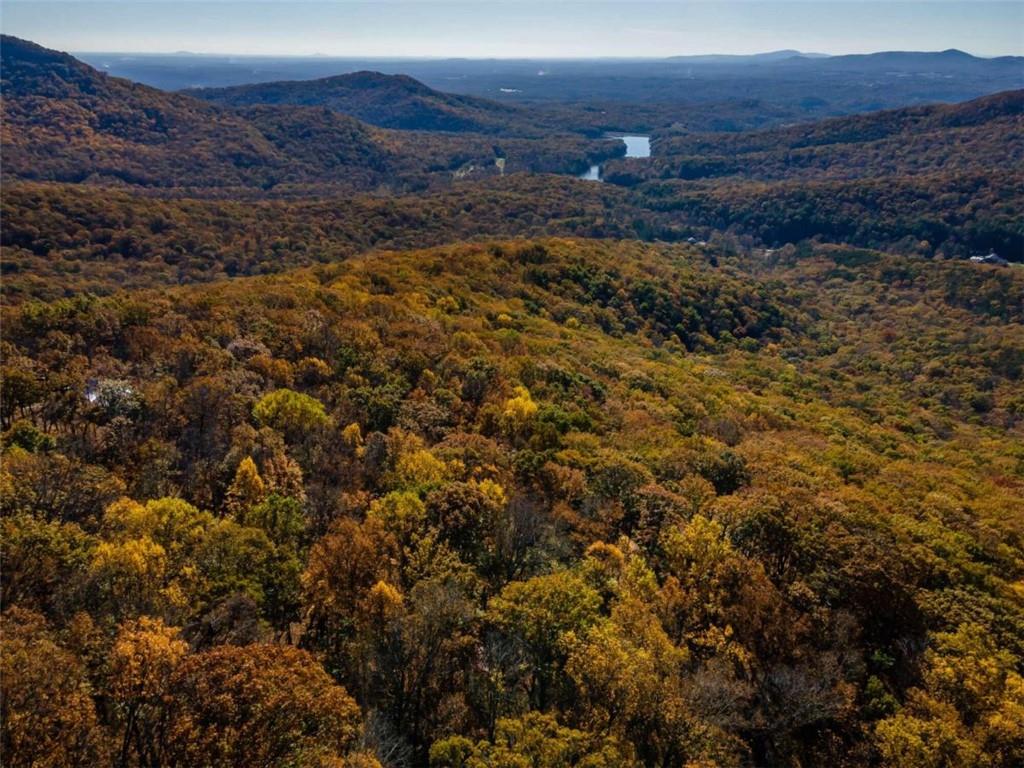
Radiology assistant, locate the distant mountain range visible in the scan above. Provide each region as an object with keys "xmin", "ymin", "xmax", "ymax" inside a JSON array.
[
  {"xmin": 72, "ymin": 46, "xmax": 1023, "ymax": 113},
  {"xmin": 667, "ymin": 48, "xmax": 1023, "ymax": 66},
  {"xmin": 666, "ymin": 50, "xmax": 830, "ymax": 63},
  {"xmin": 666, "ymin": 48, "xmax": 1024, "ymax": 78},
  {"xmin": 799, "ymin": 48, "xmax": 1024, "ymax": 73}
]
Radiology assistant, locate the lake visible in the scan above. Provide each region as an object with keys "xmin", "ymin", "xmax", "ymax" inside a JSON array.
[
  {"xmin": 578, "ymin": 134, "xmax": 650, "ymax": 181},
  {"xmin": 617, "ymin": 135, "xmax": 651, "ymax": 158}
]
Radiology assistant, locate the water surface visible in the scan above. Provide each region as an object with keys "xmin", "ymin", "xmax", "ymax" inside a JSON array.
[
  {"xmin": 577, "ymin": 134, "xmax": 650, "ymax": 181},
  {"xmin": 618, "ymin": 135, "xmax": 651, "ymax": 158}
]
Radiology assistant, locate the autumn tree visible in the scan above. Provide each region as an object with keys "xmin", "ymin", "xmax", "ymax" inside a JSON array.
[
  {"xmin": 875, "ymin": 624, "xmax": 1024, "ymax": 768},
  {"xmin": 487, "ymin": 570, "xmax": 602, "ymax": 710},
  {"xmin": 108, "ymin": 616, "xmax": 189, "ymax": 768},
  {"xmin": 1, "ymin": 608, "xmax": 110, "ymax": 768},
  {"xmin": 253, "ymin": 388, "xmax": 330, "ymax": 441},
  {"xmin": 429, "ymin": 711, "xmax": 639, "ymax": 768},
  {"xmin": 224, "ymin": 456, "xmax": 266, "ymax": 522},
  {"xmin": 302, "ymin": 516, "xmax": 392, "ymax": 673},
  {"xmin": 164, "ymin": 644, "xmax": 363, "ymax": 767}
]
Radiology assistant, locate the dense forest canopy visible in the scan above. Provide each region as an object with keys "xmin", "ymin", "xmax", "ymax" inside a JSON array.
[{"xmin": 2, "ymin": 32, "xmax": 1023, "ymax": 768}]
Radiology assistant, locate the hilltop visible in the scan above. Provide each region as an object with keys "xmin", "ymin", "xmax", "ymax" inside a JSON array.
[
  {"xmin": 653, "ymin": 89, "xmax": 1024, "ymax": 157},
  {"xmin": 667, "ymin": 49, "xmax": 828, "ymax": 63},
  {"xmin": 0, "ymin": 36, "xmax": 391, "ymax": 190},
  {"xmin": 189, "ymin": 69, "xmax": 544, "ymax": 135},
  {"xmin": 615, "ymin": 89, "xmax": 1024, "ymax": 184},
  {"xmin": 809, "ymin": 48, "xmax": 1024, "ymax": 74}
]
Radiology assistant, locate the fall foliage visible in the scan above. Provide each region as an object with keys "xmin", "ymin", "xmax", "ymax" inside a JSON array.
[{"xmin": 2, "ymin": 32, "xmax": 1023, "ymax": 768}]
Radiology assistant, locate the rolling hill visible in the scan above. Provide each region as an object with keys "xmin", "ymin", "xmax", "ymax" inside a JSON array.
[
  {"xmin": 806, "ymin": 48, "xmax": 1024, "ymax": 75},
  {"xmin": 0, "ymin": 36, "xmax": 390, "ymax": 189},
  {"xmin": 0, "ymin": 36, "xmax": 614, "ymax": 192},
  {"xmin": 667, "ymin": 49, "xmax": 829, "ymax": 63},
  {"xmin": 188, "ymin": 69, "xmax": 544, "ymax": 135},
  {"xmin": 599, "ymin": 90, "xmax": 1024, "ymax": 259},
  {"xmin": 624, "ymin": 89, "xmax": 1024, "ymax": 183}
]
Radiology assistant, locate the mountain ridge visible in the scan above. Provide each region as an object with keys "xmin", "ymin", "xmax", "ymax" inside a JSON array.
[
  {"xmin": 0, "ymin": 36, "xmax": 614, "ymax": 191},
  {"xmin": 667, "ymin": 49, "xmax": 828, "ymax": 63},
  {"xmin": 187, "ymin": 68, "xmax": 545, "ymax": 135},
  {"xmin": 0, "ymin": 36, "xmax": 386, "ymax": 189}
]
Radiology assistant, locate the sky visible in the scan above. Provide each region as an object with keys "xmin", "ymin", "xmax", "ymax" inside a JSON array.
[{"xmin": 3, "ymin": 1, "xmax": 1023, "ymax": 58}]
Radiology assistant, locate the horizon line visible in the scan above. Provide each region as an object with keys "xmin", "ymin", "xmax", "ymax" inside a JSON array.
[{"xmin": 64, "ymin": 47, "xmax": 1021, "ymax": 61}]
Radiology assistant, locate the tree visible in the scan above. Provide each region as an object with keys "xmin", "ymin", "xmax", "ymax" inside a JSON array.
[
  {"xmin": 224, "ymin": 456, "xmax": 266, "ymax": 522},
  {"xmin": 389, "ymin": 448, "xmax": 451, "ymax": 493},
  {"xmin": 656, "ymin": 514, "xmax": 741, "ymax": 645},
  {"xmin": 164, "ymin": 644, "xmax": 363, "ymax": 767},
  {"xmin": 194, "ymin": 518, "xmax": 302, "ymax": 627},
  {"xmin": 95, "ymin": 496, "xmax": 213, "ymax": 622},
  {"xmin": 487, "ymin": 571, "xmax": 603, "ymax": 709},
  {"xmin": 874, "ymin": 691, "xmax": 981, "ymax": 768},
  {"xmin": 875, "ymin": 624, "xmax": 1024, "ymax": 768},
  {"xmin": 0, "ymin": 364, "xmax": 42, "ymax": 430},
  {"xmin": 1, "ymin": 608, "xmax": 110, "ymax": 768},
  {"xmin": 565, "ymin": 619, "xmax": 663, "ymax": 734},
  {"xmin": 1, "ymin": 513, "xmax": 94, "ymax": 620},
  {"xmin": 367, "ymin": 491, "xmax": 429, "ymax": 559},
  {"xmin": 261, "ymin": 450, "xmax": 307, "ymax": 501},
  {"xmin": 568, "ymin": 547, "xmax": 747, "ymax": 768},
  {"xmin": 88, "ymin": 536, "xmax": 168, "ymax": 620},
  {"xmin": 108, "ymin": 616, "xmax": 189, "ymax": 768},
  {"xmin": 0, "ymin": 450, "xmax": 125, "ymax": 527},
  {"xmin": 426, "ymin": 481, "xmax": 503, "ymax": 565},
  {"xmin": 248, "ymin": 493, "xmax": 306, "ymax": 550},
  {"xmin": 101, "ymin": 497, "xmax": 211, "ymax": 573},
  {"xmin": 303, "ymin": 517, "xmax": 392, "ymax": 666},
  {"xmin": 429, "ymin": 711, "xmax": 638, "ymax": 768},
  {"xmin": 500, "ymin": 386, "xmax": 538, "ymax": 441},
  {"xmin": 354, "ymin": 574, "xmax": 479, "ymax": 761},
  {"xmin": 253, "ymin": 388, "xmax": 330, "ymax": 439}
]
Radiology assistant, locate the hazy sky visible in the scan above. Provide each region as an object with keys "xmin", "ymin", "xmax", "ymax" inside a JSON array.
[{"xmin": 3, "ymin": 1, "xmax": 1023, "ymax": 58}]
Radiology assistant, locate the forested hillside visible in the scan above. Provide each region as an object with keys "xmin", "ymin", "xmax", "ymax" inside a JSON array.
[
  {"xmin": 638, "ymin": 170, "xmax": 1023, "ymax": 259},
  {"xmin": 190, "ymin": 70, "xmax": 547, "ymax": 135},
  {"xmin": 0, "ymin": 179, "xmax": 635, "ymax": 300},
  {"xmin": 4, "ymin": 38, "xmax": 1021, "ymax": 258},
  {"xmin": 3, "ymin": 238, "xmax": 1023, "ymax": 767},
  {"xmin": 610, "ymin": 89, "xmax": 1024, "ymax": 183},
  {"xmin": 0, "ymin": 36, "xmax": 616, "ymax": 192},
  {"xmin": 608, "ymin": 91, "xmax": 1024, "ymax": 259}
]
